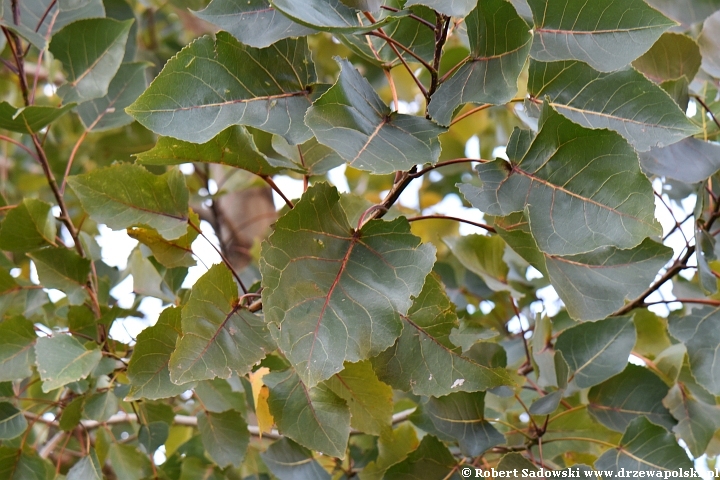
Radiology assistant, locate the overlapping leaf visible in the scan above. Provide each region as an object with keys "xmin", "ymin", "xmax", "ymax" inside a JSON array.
[
  {"xmin": 372, "ymin": 273, "xmax": 512, "ymax": 396},
  {"xmin": 127, "ymin": 307, "xmax": 191, "ymax": 400},
  {"xmin": 699, "ymin": 11, "xmax": 720, "ymax": 78},
  {"xmin": 527, "ymin": 0, "xmax": 675, "ymax": 72},
  {"xmin": 588, "ymin": 364, "xmax": 675, "ymax": 432},
  {"xmin": 668, "ymin": 306, "xmax": 720, "ymax": 394},
  {"xmin": 128, "ymin": 35, "xmax": 317, "ymax": 144},
  {"xmin": 269, "ymin": 0, "xmax": 401, "ymax": 32},
  {"xmin": 127, "ymin": 211, "xmax": 199, "ymax": 269},
  {"xmin": 305, "ymin": 59, "xmax": 445, "ymax": 174},
  {"xmin": 35, "ymin": 335, "xmax": 102, "ymax": 392},
  {"xmin": 663, "ymin": 383, "xmax": 720, "ymax": 457},
  {"xmin": 0, "ymin": 403, "xmax": 27, "ymax": 440},
  {"xmin": 0, "ymin": 102, "xmax": 75, "ymax": 134},
  {"xmin": 556, "ymin": 317, "xmax": 636, "ymax": 389},
  {"xmin": 197, "ymin": 410, "xmax": 249, "ymax": 468},
  {"xmin": 169, "ymin": 264, "xmax": 274, "ymax": 385},
  {"xmin": 646, "ymin": 0, "xmax": 720, "ymax": 27},
  {"xmin": 135, "ymin": 126, "xmax": 295, "ymax": 175},
  {"xmin": 261, "ymin": 438, "xmax": 330, "ymax": 480},
  {"xmin": 528, "ymin": 60, "xmax": 699, "ymax": 151},
  {"xmin": 49, "ymin": 18, "xmax": 133, "ymax": 103},
  {"xmin": 595, "ymin": 417, "xmax": 694, "ymax": 473},
  {"xmin": 444, "ymin": 234, "xmax": 521, "ymax": 296},
  {"xmin": 0, "ymin": 199, "xmax": 56, "ymax": 252},
  {"xmin": 640, "ymin": 138, "xmax": 720, "ymax": 183},
  {"xmin": 632, "ymin": 33, "xmax": 701, "ymax": 83},
  {"xmin": 260, "ymin": 183, "xmax": 436, "ymax": 387},
  {"xmin": 28, "ymin": 247, "xmax": 91, "ymax": 305},
  {"xmin": 265, "ymin": 369, "xmax": 350, "ymax": 458},
  {"xmin": 404, "ymin": 0, "xmax": 476, "ymax": 16},
  {"xmin": 428, "ymin": 0, "xmax": 532, "ymax": 125},
  {"xmin": 194, "ymin": 0, "xmax": 313, "ymax": 48},
  {"xmin": 67, "ymin": 163, "xmax": 189, "ymax": 240},
  {"xmin": 0, "ymin": 317, "xmax": 36, "ymax": 382},
  {"xmin": 461, "ymin": 105, "xmax": 661, "ymax": 257},
  {"xmin": 384, "ymin": 435, "xmax": 457, "ymax": 478}
]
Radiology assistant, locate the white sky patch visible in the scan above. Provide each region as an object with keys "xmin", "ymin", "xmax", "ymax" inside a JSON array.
[{"xmin": 465, "ymin": 135, "xmax": 480, "ymax": 159}]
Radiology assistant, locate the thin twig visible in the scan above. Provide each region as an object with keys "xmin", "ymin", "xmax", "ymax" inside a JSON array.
[
  {"xmin": 692, "ymin": 94, "xmax": 720, "ymax": 131},
  {"xmin": 261, "ymin": 175, "xmax": 294, "ymax": 209},
  {"xmin": 411, "ymin": 157, "xmax": 485, "ymax": 178},
  {"xmin": 380, "ymin": 5, "xmax": 436, "ymax": 29},
  {"xmin": 366, "ymin": 30, "xmax": 435, "ymax": 74},
  {"xmin": 189, "ymin": 221, "xmax": 248, "ymax": 294},
  {"xmin": 0, "ymin": 134, "xmax": 39, "ymax": 159},
  {"xmin": 406, "ymin": 215, "xmax": 496, "ymax": 233}
]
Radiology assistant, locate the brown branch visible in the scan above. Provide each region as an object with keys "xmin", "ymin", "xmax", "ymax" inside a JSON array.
[
  {"xmin": 428, "ymin": 14, "xmax": 450, "ymax": 99},
  {"xmin": 410, "ymin": 157, "xmax": 485, "ymax": 178},
  {"xmin": 0, "ymin": 134, "xmax": 39, "ymax": 160},
  {"xmin": 406, "ymin": 215, "xmax": 496, "ymax": 233},
  {"xmin": 366, "ymin": 30, "xmax": 436, "ymax": 74},
  {"xmin": 261, "ymin": 175, "xmax": 294, "ymax": 209},
  {"xmin": 692, "ymin": 94, "xmax": 720, "ymax": 131}
]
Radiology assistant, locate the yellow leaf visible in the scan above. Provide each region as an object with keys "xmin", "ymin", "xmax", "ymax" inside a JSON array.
[{"xmin": 249, "ymin": 367, "xmax": 274, "ymax": 436}]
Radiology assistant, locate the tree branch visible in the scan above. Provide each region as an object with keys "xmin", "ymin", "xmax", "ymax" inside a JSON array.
[{"xmin": 406, "ymin": 215, "xmax": 496, "ymax": 233}]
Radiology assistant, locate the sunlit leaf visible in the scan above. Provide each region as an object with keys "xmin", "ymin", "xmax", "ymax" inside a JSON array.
[{"xmin": 0, "ymin": 102, "xmax": 75, "ymax": 134}]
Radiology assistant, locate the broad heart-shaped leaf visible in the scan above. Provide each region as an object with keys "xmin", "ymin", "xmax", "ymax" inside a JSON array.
[
  {"xmin": 127, "ymin": 307, "xmax": 191, "ymax": 400},
  {"xmin": 107, "ymin": 443, "xmax": 153, "ymax": 480},
  {"xmin": 270, "ymin": 0, "xmax": 401, "ymax": 32},
  {"xmin": 384, "ymin": 435, "xmax": 457, "ymax": 479},
  {"xmin": 527, "ymin": 61, "xmax": 699, "ymax": 151},
  {"xmin": 35, "ymin": 335, "xmax": 102, "ymax": 392},
  {"xmin": 66, "ymin": 451, "xmax": 102, "ymax": 480},
  {"xmin": 372, "ymin": 273, "xmax": 513, "ymax": 396},
  {"xmin": 699, "ymin": 11, "xmax": 720, "ymax": 78},
  {"xmin": 404, "ymin": 0, "xmax": 476, "ymax": 16},
  {"xmin": 0, "ymin": 317, "xmax": 36, "ymax": 382},
  {"xmin": 50, "ymin": 18, "xmax": 133, "ymax": 104},
  {"xmin": 261, "ymin": 438, "xmax": 331, "ymax": 480},
  {"xmin": 588, "ymin": 364, "xmax": 675, "ymax": 432},
  {"xmin": 555, "ymin": 316, "xmax": 636, "ymax": 389},
  {"xmin": 67, "ymin": 163, "xmax": 189, "ymax": 240},
  {"xmin": 194, "ymin": 0, "xmax": 314, "ymax": 49},
  {"xmin": 0, "ymin": 402, "xmax": 27, "ymax": 440},
  {"xmin": 260, "ymin": 183, "xmax": 436, "ymax": 387},
  {"xmin": 428, "ymin": 0, "xmax": 532, "ymax": 126},
  {"xmin": 668, "ymin": 306, "xmax": 720, "ymax": 394},
  {"xmin": 265, "ymin": 369, "xmax": 350, "ymax": 458},
  {"xmin": 197, "ymin": 410, "xmax": 250, "ymax": 468},
  {"xmin": 77, "ymin": 62, "xmax": 149, "ymax": 132},
  {"xmin": 421, "ymin": 392, "xmax": 505, "ymax": 457},
  {"xmin": 664, "ymin": 383, "xmax": 720, "ymax": 457},
  {"xmin": 135, "ymin": 126, "xmax": 295, "ymax": 176},
  {"xmin": 461, "ymin": 105, "xmax": 660, "ymax": 256},
  {"xmin": 127, "ymin": 211, "xmax": 199, "ymax": 269},
  {"xmin": 527, "ymin": 0, "xmax": 675, "ymax": 72},
  {"xmin": 325, "ymin": 360, "xmax": 393, "ymax": 435},
  {"xmin": 0, "ymin": 102, "xmax": 75, "ymax": 134},
  {"xmin": 305, "ymin": 59, "xmax": 445, "ymax": 175},
  {"xmin": 632, "ymin": 33, "xmax": 702, "ymax": 83},
  {"xmin": 640, "ymin": 137, "xmax": 720, "ymax": 184},
  {"xmin": 127, "ymin": 34, "xmax": 317, "ymax": 145},
  {"xmin": 28, "ymin": 247, "xmax": 91, "ymax": 305},
  {"xmin": 169, "ymin": 264, "xmax": 274, "ymax": 385},
  {"xmin": 595, "ymin": 417, "xmax": 694, "ymax": 473},
  {"xmin": 0, "ymin": 199, "xmax": 56, "ymax": 252}
]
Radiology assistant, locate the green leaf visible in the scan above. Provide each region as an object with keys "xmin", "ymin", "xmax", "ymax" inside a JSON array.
[
  {"xmin": 260, "ymin": 183, "xmax": 436, "ymax": 386},
  {"xmin": 699, "ymin": 11, "xmax": 720, "ymax": 79},
  {"xmin": 556, "ymin": 316, "xmax": 636, "ymax": 389},
  {"xmin": 59, "ymin": 396, "xmax": 84, "ymax": 431},
  {"xmin": 0, "ymin": 102, "xmax": 75, "ymax": 134},
  {"xmin": 0, "ymin": 402, "xmax": 27, "ymax": 440},
  {"xmin": 640, "ymin": 138, "xmax": 720, "ymax": 184},
  {"xmin": 664, "ymin": 383, "xmax": 720, "ymax": 457},
  {"xmin": 0, "ymin": 199, "xmax": 56, "ymax": 252},
  {"xmin": 325, "ymin": 360, "xmax": 393, "ymax": 435},
  {"xmin": 194, "ymin": 0, "xmax": 314, "ymax": 48},
  {"xmin": 35, "ymin": 335, "xmax": 102, "ymax": 392},
  {"xmin": 127, "ymin": 211, "xmax": 199, "ymax": 269},
  {"xmin": 67, "ymin": 163, "xmax": 189, "ymax": 240},
  {"xmin": 305, "ymin": 58, "xmax": 445, "ymax": 175},
  {"xmin": 197, "ymin": 410, "xmax": 250, "ymax": 468},
  {"xmin": 384, "ymin": 435, "xmax": 456, "ymax": 479},
  {"xmin": 361, "ymin": 424, "xmax": 419, "ymax": 480},
  {"xmin": 527, "ymin": 61, "xmax": 699, "ymax": 151},
  {"xmin": 422, "ymin": 392, "xmax": 505, "ymax": 457},
  {"xmin": 261, "ymin": 438, "xmax": 331, "ymax": 480},
  {"xmin": 50, "ymin": 18, "xmax": 133, "ymax": 103},
  {"xmin": 403, "ymin": 0, "xmax": 476, "ymax": 16},
  {"xmin": 66, "ymin": 451, "xmax": 102, "ymax": 480},
  {"xmin": 428, "ymin": 0, "xmax": 532, "ymax": 125},
  {"xmin": 269, "ymin": 0, "xmax": 400, "ymax": 32},
  {"xmin": 588, "ymin": 364, "xmax": 675, "ymax": 432},
  {"xmin": 28, "ymin": 247, "xmax": 91, "ymax": 305},
  {"xmin": 127, "ymin": 34, "xmax": 317, "ymax": 144},
  {"xmin": 0, "ymin": 317, "xmax": 36, "ymax": 382},
  {"xmin": 668, "ymin": 306, "xmax": 720, "ymax": 394},
  {"xmin": 194, "ymin": 378, "xmax": 245, "ymax": 414},
  {"xmin": 271, "ymin": 136, "xmax": 345, "ymax": 175},
  {"xmin": 3, "ymin": 0, "xmax": 105, "ymax": 45},
  {"xmin": 372, "ymin": 273, "xmax": 513, "ymax": 396},
  {"xmin": 594, "ymin": 417, "xmax": 694, "ymax": 473},
  {"xmin": 135, "ymin": 126, "xmax": 294, "ymax": 176},
  {"xmin": 461, "ymin": 105, "xmax": 661, "ymax": 256},
  {"xmin": 138, "ymin": 422, "xmax": 169, "ymax": 453},
  {"xmin": 633, "ymin": 310, "xmax": 672, "ymax": 359},
  {"xmin": 527, "ymin": 0, "xmax": 675, "ymax": 72},
  {"xmin": 84, "ymin": 391, "xmax": 118, "ymax": 423},
  {"xmin": 632, "ymin": 33, "xmax": 702, "ymax": 83},
  {"xmin": 497, "ymin": 452, "xmax": 538, "ymax": 472},
  {"xmin": 444, "ymin": 234, "xmax": 521, "ymax": 297},
  {"xmin": 528, "ymin": 391, "xmax": 562, "ymax": 415},
  {"xmin": 107, "ymin": 443, "xmax": 152, "ymax": 480},
  {"xmin": 169, "ymin": 264, "xmax": 274, "ymax": 385},
  {"xmin": 76, "ymin": 62, "xmax": 149, "ymax": 131},
  {"xmin": 645, "ymin": 0, "xmax": 720, "ymax": 27},
  {"xmin": 0, "ymin": 447, "xmax": 52, "ymax": 480},
  {"xmin": 265, "ymin": 369, "xmax": 350, "ymax": 458}
]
